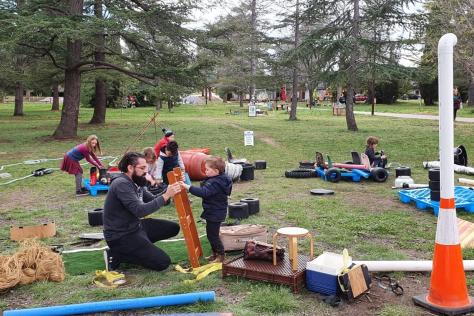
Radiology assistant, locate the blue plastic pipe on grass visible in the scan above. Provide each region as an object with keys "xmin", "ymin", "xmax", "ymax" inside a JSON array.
[{"xmin": 3, "ymin": 291, "xmax": 215, "ymax": 316}]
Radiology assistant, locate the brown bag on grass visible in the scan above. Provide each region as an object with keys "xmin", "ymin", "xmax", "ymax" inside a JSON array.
[{"xmin": 243, "ymin": 240, "xmax": 285, "ymax": 262}]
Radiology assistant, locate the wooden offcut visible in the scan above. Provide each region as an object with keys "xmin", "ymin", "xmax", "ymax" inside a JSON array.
[
  {"xmin": 10, "ymin": 222, "xmax": 56, "ymax": 241},
  {"xmin": 458, "ymin": 218, "xmax": 474, "ymax": 249},
  {"xmin": 347, "ymin": 265, "xmax": 368, "ymax": 298},
  {"xmin": 168, "ymin": 167, "xmax": 203, "ymax": 268}
]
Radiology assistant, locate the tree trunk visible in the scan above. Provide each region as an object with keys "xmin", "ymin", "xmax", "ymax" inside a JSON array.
[
  {"xmin": 89, "ymin": 0, "xmax": 106, "ymax": 124},
  {"xmin": 249, "ymin": 0, "xmax": 257, "ymax": 99},
  {"xmin": 208, "ymin": 87, "xmax": 212, "ymax": 101},
  {"xmin": 239, "ymin": 92, "xmax": 243, "ymax": 107},
  {"xmin": 90, "ymin": 78, "xmax": 107, "ymax": 124},
  {"xmin": 345, "ymin": 0, "xmax": 359, "ymax": 131},
  {"xmin": 469, "ymin": 75, "xmax": 474, "ymax": 107},
  {"xmin": 308, "ymin": 85, "xmax": 314, "ymax": 108},
  {"xmin": 205, "ymin": 86, "xmax": 208, "ymax": 105},
  {"xmin": 51, "ymin": 82, "xmax": 60, "ymax": 111},
  {"xmin": 289, "ymin": 0, "xmax": 300, "ymax": 121},
  {"xmin": 167, "ymin": 98, "xmax": 172, "ymax": 111},
  {"xmin": 14, "ymin": 81, "xmax": 24, "ymax": 116},
  {"xmin": 53, "ymin": 0, "xmax": 83, "ymax": 138}
]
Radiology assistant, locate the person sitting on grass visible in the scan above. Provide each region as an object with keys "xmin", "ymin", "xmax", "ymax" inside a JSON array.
[
  {"xmin": 180, "ymin": 156, "xmax": 232, "ymax": 263},
  {"xmin": 60, "ymin": 134, "xmax": 104, "ymax": 197},
  {"xmin": 364, "ymin": 136, "xmax": 387, "ymax": 168},
  {"xmin": 103, "ymin": 152, "xmax": 182, "ymax": 272}
]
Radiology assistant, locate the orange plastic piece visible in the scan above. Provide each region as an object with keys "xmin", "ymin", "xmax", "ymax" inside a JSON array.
[
  {"xmin": 179, "ymin": 151, "xmax": 208, "ymax": 181},
  {"xmin": 167, "ymin": 167, "xmax": 203, "ymax": 268},
  {"xmin": 440, "ymin": 198, "xmax": 456, "ymax": 209}
]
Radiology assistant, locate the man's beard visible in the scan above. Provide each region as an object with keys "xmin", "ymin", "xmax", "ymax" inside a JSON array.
[{"xmin": 132, "ymin": 172, "xmax": 148, "ymax": 187}]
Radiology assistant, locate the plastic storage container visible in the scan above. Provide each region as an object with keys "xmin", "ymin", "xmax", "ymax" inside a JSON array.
[{"xmin": 306, "ymin": 252, "xmax": 352, "ymax": 295}]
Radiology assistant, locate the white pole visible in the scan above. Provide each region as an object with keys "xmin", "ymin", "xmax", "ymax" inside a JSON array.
[
  {"xmin": 438, "ymin": 33, "xmax": 457, "ymax": 202},
  {"xmin": 353, "ymin": 260, "xmax": 474, "ymax": 272}
]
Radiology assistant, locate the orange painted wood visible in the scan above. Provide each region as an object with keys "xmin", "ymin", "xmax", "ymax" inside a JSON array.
[{"xmin": 167, "ymin": 167, "xmax": 203, "ymax": 268}]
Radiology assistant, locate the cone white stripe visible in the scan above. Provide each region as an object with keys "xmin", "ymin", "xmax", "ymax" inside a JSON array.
[{"xmin": 435, "ymin": 209, "xmax": 460, "ymax": 245}]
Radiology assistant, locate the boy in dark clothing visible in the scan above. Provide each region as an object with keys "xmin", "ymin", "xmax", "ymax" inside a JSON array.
[
  {"xmin": 364, "ymin": 136, "xmax": 387, "ymax": 168},
  {"xmin": 156, "ymin": 141, "xmax": 186, "ymax": 185},
  {"xmin": 181, "ymin": 156, "xmax": 232, "ymax": 263},
  {"xmin": 103, "ymin": 152, "xmax": 182, "ymax": 272}
]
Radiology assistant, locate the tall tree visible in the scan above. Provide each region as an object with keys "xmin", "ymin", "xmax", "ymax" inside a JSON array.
[
  {"xmin": 89, "ymin": 0, "xmax": 107, "ymax": 124},
  {"xmin": 1, "ymin": 0, "xmax": 204, "ymax": 138},
  {"xmin": 301, "ymin": 0, "xmax": 420, "ymax": 130},
  {"xmin": 424, "ymin": 0, "xmax": 474, "ymax": 106}
]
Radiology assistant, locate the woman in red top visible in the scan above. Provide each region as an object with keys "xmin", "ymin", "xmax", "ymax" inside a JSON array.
[{"xmin": 60, "ymin": 135, "xmax": 104, "ymax": 196}]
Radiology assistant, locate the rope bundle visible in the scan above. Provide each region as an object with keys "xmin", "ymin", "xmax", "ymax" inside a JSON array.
[{"xmin": 0, "ymin": 239, "xmax": 65, "ymax": 292}]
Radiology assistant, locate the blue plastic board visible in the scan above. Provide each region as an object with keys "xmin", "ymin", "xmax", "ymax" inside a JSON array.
[{"xmin": 399, "ymin": 186, "xmax": 474, "ymax": 216}]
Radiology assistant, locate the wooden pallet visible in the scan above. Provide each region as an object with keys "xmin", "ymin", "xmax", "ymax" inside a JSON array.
[
  {"xmin": 399, "ymin": 186, "xmax": 474, "ymax": 216},
  {"xmin": 222, "ymin": 254, "xmax": 309, "ymax": 293}
]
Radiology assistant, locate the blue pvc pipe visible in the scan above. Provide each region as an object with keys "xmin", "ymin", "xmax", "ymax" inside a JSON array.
[{"xmin": 3, "ymin": 291, "xmax": 215, "ymax": 316}]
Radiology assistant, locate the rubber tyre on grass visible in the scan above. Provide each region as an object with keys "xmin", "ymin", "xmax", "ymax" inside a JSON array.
[
  {"xmin": 240, "ymin": 198, "xmax": 260, "ymax": 215},
  {"xmin": 371, "ymin": 167, "xmax": 389, "ymax": 183},
  {"xmin": 88, "ymin": 208, "xmax": 104, "ymax": 226},
  {"xmin": 395, "ymin": 166, "xmax": 411, "ymax": 177},
  {"xmin": 285, "ymin": 169, "xmax": 315, "ymax": 178},
  {"xmin": 325, "ymin": 168, "xmax": 341, "ymax": 183},
  {"xmin": 299, "ymin": 161, "xmax": 315, "ymax": 169},
  {"xmin": 429, "ymin": 168, "xmax": 440, "ymax": 181},
  {"xmin": 228, "ymin": 202, "xmax": 249, "ymax": 219}
]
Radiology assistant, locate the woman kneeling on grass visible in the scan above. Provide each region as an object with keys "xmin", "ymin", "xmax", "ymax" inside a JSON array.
[{"xmin": 60, "ymin": 135, "xmax": 104, "ymax": 196}]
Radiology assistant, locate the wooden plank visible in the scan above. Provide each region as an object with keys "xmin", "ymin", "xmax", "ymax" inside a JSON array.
[
  {"xmin": 167, "ymin": 167, "xmax": 203, "ymax": 268},
  {"xmin": 347, "ymin": 265, "xmax": 368, "ymax": 298}
]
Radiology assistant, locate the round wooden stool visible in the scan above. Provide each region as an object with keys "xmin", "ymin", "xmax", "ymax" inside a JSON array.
[{"xmin": 272, "ymin": 227, "xmax": 314, "ymax": 271}]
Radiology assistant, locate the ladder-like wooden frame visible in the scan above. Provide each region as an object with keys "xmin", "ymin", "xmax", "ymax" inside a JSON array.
[{"xmin": 167, "ymin": 167, "xmax": 203, "ymax": 268}]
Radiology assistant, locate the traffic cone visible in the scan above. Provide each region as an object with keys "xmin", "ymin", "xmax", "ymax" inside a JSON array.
[
  {"xmin": 413, "ymin": 33, "xmax": 474, "ymax": 315},
  {"xmin": 413, "ymin": 197, "xmax": 474, "ymax": 315}
]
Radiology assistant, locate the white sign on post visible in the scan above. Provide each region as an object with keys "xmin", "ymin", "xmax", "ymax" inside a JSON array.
[
  {"xmin": 248, "ymin": 105, "xmax": 256, "ymax": 117},
  {"xmin": 244, "ymin": 131, "xmax": 254, "ymax": 146}
]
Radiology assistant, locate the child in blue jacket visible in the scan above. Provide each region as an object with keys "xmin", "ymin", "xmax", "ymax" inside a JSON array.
[{"xmin": 181, "ymin": 156, "xmax": 232, "ymax": 263}]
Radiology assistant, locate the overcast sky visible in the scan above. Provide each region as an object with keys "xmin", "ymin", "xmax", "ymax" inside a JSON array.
[{"xmin": 188, "ymin": 0, "xmax": 425, "ymax": 67}]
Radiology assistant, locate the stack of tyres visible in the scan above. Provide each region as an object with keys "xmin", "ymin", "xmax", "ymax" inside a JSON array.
[{"xmin": 429, "ymin": 168, "xmax": 440, "ymax": 201}]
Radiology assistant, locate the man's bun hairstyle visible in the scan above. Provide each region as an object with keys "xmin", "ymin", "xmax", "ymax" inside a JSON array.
[{"xmin": 118, "ymin": 152, "xmax": 145, "ymax": 172}]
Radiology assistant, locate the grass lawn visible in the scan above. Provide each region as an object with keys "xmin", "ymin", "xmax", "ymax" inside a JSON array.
[
  {"xmin": 1, "ymin": 102, "xmax": 474, "ymax": 315},
  {"xmin": 354, "ymin": 99, "xmax": 474, "ymax": 117}
]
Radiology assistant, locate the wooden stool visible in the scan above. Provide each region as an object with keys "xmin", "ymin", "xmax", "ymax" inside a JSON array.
[{"xmin": 273, "ymin": 227, "xmax": 314, "ymax": 271}]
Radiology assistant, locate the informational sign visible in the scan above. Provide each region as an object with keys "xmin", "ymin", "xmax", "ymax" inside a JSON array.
[
  {"xmin": 248, "ymin": 105, "xmax": 256, "ymax": 117},
  {"xmin": 244, "ymin": 131, "xmax": 254, "ymax": 146}
]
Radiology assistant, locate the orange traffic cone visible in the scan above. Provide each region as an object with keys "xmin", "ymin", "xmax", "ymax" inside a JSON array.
[
  {"xmin": 413, "ymin": 33, "xmax": 474, "ymax": 315},
  {"xmin": 413, "ymin": 198, "xmax": 474, "ymax": 315}
]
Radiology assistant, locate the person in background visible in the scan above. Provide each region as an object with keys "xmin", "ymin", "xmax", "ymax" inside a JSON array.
[
  {"xmin": 143, "ymin": 147, "xmax": 160, "ymax": 186},
  {"xmin": 154, "ymin": 129, "xmax": 176, "ymax": 155},
  {"xmin": 60, "ymin": 135, "xmax": 104, "ymax": 196},
  {"xmin": 453, "ymin": 88, "xmax": 462, "ymax": 121},
  {"xmin": 180, "ymin": 156, "xmax": 232, "ymax": 263},
  {"xmin": 364, "ymin": 136, "xmax": 387, "ymax": 168},
  {"xmin": 156, "ymin": 141, "xmax": 187, "ymax": 185}
]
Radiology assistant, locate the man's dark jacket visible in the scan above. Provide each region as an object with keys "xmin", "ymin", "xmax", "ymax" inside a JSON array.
[{"xmin": 103, "ymin": 174, "xmax": 166, "ymax": 241}]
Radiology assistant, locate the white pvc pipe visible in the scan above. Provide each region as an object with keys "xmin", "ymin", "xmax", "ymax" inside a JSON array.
[
  {"xmin": 424, "ymin": 161, "xmax": 474, "ymax": 176},
  {"xmin": 459, "ymin": 178, "xmax": 474, "ymax": 186},
  {"xmin": 353, "ymin": 260, "xmax": 474, "ymax": 272},
  {"xmin": 438, "ymin": 33, "xmax": 457, "ymax": 201}
]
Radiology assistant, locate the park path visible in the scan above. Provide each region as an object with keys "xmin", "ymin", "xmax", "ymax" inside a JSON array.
[{"xmin": 354, "ymin": 111, "xmax": 474, "ymax": 123}]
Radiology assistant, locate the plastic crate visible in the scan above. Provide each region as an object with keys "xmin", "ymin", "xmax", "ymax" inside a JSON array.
[{"xmin": 306, "ymin": 252, "xmax": 352, "ymax": 295}]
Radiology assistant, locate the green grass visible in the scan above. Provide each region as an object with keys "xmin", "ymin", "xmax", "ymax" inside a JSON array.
[
  {"xmin": 355, "ymin": 99, "xmax": 474, "ymax": 117},
  {"xmin": 1, "ymin": 101, "xmax": 474, "ymax": 315}
]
